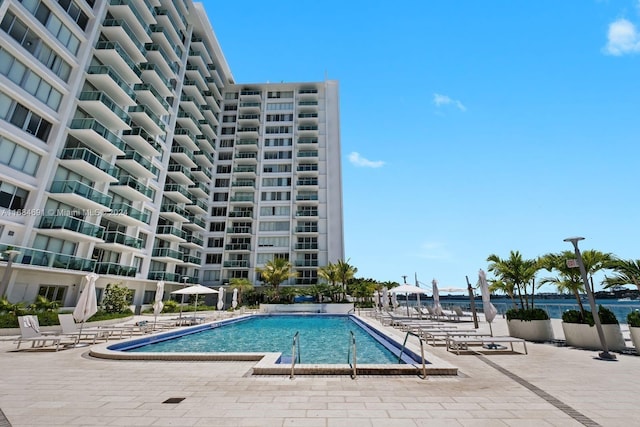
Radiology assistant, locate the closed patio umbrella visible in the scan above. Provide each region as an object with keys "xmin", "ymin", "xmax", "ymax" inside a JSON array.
[
  {"xmin": 432, "ymin": 279, "xmax": 443, "ymax": 316},
  {"xmin": 152, "ymin": 281, "xmax": 164, "ymax": 328},
  {"xmin": 72, "ymin": 273, "xmax": 99, "ymax": 347},
  {"xmin": 217, "ymin": 286, "xmax": 225, "ymax": 310},
  {"xmin": 232, "ymin": 288, "xmax": 238, "ymax": 309},
  {"xmin": 479, "ymin": 269, "xmax": 498, "ymax": 336}
]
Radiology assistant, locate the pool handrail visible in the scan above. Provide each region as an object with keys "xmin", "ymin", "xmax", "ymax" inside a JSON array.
[
  {"xmin": 290, "ymin": 331, "xmax": 300, "ymax": 379},
  {"xmin": 347, "ymin": 330, "xmax": 357, "ymax": 379},
  {"xmin": 400, "ymin": 331, "xmax": 427, "ymax": 379}
]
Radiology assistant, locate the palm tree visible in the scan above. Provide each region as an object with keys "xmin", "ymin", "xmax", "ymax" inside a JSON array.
[
  {"xmin": 603, "ymin": 258, "xmax": 640, "ymax": 293},
  {"xmin": 486, "ymin": 251, "xmax": 539, "ymax": 310},
  {"xmin": 317, "ymin": 262, "xmax": 339, "ymax": 287},
  {"xmin": 255, "ymin": 257, "xmax": 297, "ymax": 302},
  {"xmin": 539, "ymin": 250, "xmax": 614, "ymax": 317},
  {"xmin": 487, "ymin": 278, "xmax": 516, "ymax": 307},
  {"xmin": 229, "ymin": 278, "xmax": 254, "ymax": 306},
  {"xmin": 335, "ymin": 259, "xmax": 358, "ymax": 297}
]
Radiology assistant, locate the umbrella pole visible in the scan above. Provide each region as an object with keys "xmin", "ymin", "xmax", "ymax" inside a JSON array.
[
  {"xmin": 73, "ymin": 320, "xmax": 89, "ymax": 348},
  {"xmin": 194, "ymin": 293, "xmax": 198, "ymax": 323},
  {"xmin": 179, "ymin": 294, "xmax": 184, "ymax": 321}
]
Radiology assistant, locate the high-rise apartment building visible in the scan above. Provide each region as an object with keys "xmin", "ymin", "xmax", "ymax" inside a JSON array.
[{"xmin": 0, "ymin": 0, "xmax": 343, "ymax": 308}]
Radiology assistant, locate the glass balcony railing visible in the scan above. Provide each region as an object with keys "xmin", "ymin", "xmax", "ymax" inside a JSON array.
[
  {"xmin": 133, "ymin": 83, "xmax": 170, "ymax": 111},
  {"xmin": 295, "ymin": 243, "xmax": 318, "ymax": 250},
  {"xmin": 295, "ymin": 226, "xmax": 318, "ymax": 233},
  {"xmin": 296, "ymin": 193, "xmax": 318, "ymax": 201},
  {"xmin": 138, "ymin": 63, "xmax": 171, "ymax": 88},
  {"xmin": 0, "ymin": 244, "xmax": 94, "ymax": 271},
  {"xmin": 108, "ymin": 202, "xmax": 150, "ymax": 224},
  {"xmin": 50, "ymin": 180, "xmax": 112, "ymax": 207},
  {"xmin": 112, "ymin": 175, "xmax": 155, "ymax": 199},
  {"xmin": 187, "ymin": 197, "xmax": 207, "ymax": 211},
  {"xmin": 186, "ymin": 215, "xmax": 206, "ymax": 229},
  {"xmin": 60, "ymin": 148, "xmax": 119, "ymax": 179},
  {"xmin": 225, "ymin": 243, "xmax": 250, "ymax": 250},
  {"xmin": 191, "ymin": 166, "xmax": 211, "ymax": 180},
  {"xmin": 182, "ymin": 255, "xmax": 201, "ymax": 264},
  {"xmin": 118, "ymin": 150, "xmax": 159, "ymax": 176},
  {"xmin": 78, "ymin": 91, "xmax": 131, "ymax": 125},
  {"xmin": 69, "ymin": 118, "xmax": 127, "ymax": 152},
  {"xmin": 109, "ymin": 0, "xmax": 150, "ymax": 35},
  {"xmin": 128, "ymin": 105, "xmax": 166, "ymax": 132},
  {"xmin": 295, "ymin": 260, "xmax": 319, "ymax": 267},
  {"xmin": 223, "ymin": 260, "xmax": 249, "ymax": 268},
  {"xmin": 160, "ymin": 203, "xmax": 189, "ymax": 218},
  {"xmin": 94, "ymin": 41, "xmax": 141, "ymax": 76},
  {"xmin": 164, "ymin": 183, "xmax": 190, "ymax": 199},
  {"xmin": 297, "ymin": 164, "xmax": 318, "ymax": 172},
  {"xmin": 95, "ymin": 262, "xmax": 137, "ymax": 277},
  {"xmin": 226, "ymin": 227, "xmax": 251, "ymax": 234},
  {"xmin": 38, "ymin": 215, "xmax": 105, "ymax": 239},
  {"xmin": 156, "ymin": 225, "xmax": 187, "ymax": 240},
  {"xmin": 103, "ymin": 231, "xmax": 143, "ymax": 248},
  {"xmin": 102, "ymin": 18, "xmax": 146, "ymax": 54},
  {"xmin": 147, "ymin": 271, "xmax": 181, "ymax": 282},
  {"xmin": 122, "ymin": 126, "xmax": 162, "ymax": 153},
  {"xmin": 86, "ymin": 65, "xmax": 136, "ymax": 100},
  {"xmin": 229, "ymin": 210, "xmax": 252, "ymax": 218},
  {"xmin": 230, "ymin": 194, "xmax": 254, "ymax": 202},
  {"xmin": 152, "ymin": 248, "xmax": 183, "ymax": 260},
  {"xmin": 184, "ymin": 233, "xmax": 204, "ymax": 246}
]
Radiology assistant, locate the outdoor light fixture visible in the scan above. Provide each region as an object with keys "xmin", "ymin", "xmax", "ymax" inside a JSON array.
[{"xmin": 563, "ymin": 237, "xmax": 616, "ymax": 361}]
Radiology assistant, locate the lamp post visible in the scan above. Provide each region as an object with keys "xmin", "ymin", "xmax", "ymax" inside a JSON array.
[
  {"xmin": 178, "ymin": 276, "xmax": 189, "ymax": 321},
  {"xmin": 564, "ymin": 237, "xmax": 616, "ymax": 361}
]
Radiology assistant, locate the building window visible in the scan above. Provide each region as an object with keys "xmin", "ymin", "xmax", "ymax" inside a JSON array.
[
  {"xmin": 266, "ymin": 102, "xmax": 293, "ymax": 110},
  {"xmin": 0, "ymin": 181, "xmax": 28, "ymax": 210},
  {"xmin": 218, "ymin": 152, "xmax": 233, "ymax": 161},
  {"xmin": 205, "ymin": 253, "xmax": 222, "ymax": 264},
  {"xmin": 258, "ymin": 221, "xmax": 290, "ymax": 232},
  {"xmin": 210, "ymin": 206, "xmax": 226, "ymax": 216},
  {"xmin": 18, "ymin": 0, "xmax": 81, "ymax": 54},
  {"xmin": 38, "ymin": 285, "xmax": 66, "ymax": 303},
  {"xmin": 264, "ymin": 138, "xmax": 292, "ymax": 147},
  {"xmin": 212, "ymin": 192, "xmax": 228, "ymax": 202},
  {"xmin": 214, "ymin": 178, "xmax": 229, "ymax": 187},
  {"xmin": 216, "ymin": 164, "xmax": 231, "ymax": 173},
  {"xmin": 0, "ymin": 135, "xmax": 41, "ymax": 176},
  {"xmin": 264, "ymin": 151, "xmax": 292, "ymax": 160},
  {"xmin": 209, "ymin": 222, "xmax": 225, "ymax": 232},
  {"xmin": 0, "ymin": 92, "xmax": 53, "ymax": 141}
]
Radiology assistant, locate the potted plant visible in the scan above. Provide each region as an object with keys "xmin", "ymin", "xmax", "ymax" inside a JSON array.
[
  {"xmin": 627, "ymin": 310, "xmax": 640, "ymax": 354},
  {"xmin": 561, "ymin": 305, "xmax": 626, "ymax": 351},
  {"xmin": 487, "ymin": 251, "xmax": 554, "ymax": 342}
]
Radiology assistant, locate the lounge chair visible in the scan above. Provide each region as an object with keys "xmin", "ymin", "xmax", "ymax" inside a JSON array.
[
  {"xmin": 451, "ymin": 306, "xmax": 474, "ymax": 322},
  {"xmin": 15, "ymin": 315, "xmax": 78, "ymax": 351},
  {"xmin": 58, "ymin": 314, "xmax": 112, "ymax": 343}
]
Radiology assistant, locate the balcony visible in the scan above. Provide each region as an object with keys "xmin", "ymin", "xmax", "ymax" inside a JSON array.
[
  {"xmin": 101, "ymin": 18, "xmax": 147, "ymax": 62},
  {"xmin": 182, "ymin": 233, "xmax": 204, "ymax": 248},
  {"xmin": 223, "ymin": 260, "xmax": 249, "ymax": 268},
  {"xmin": 160, "ymin": 203, "xmax": 190, "ymax": 222},
  {"xmin": 238, "ymin": 101, "xmax": 261, "ymax": 113},
  {"xmin": 144, "ymin": 43, "xmax": 179, "ymax": 79},
  {"xmin": 116, "ymin": 150, "xmax": 158, "ymax": 179},
  {"xmin": 185, "ymin": 197, "xmax": 207, "ymax": 215},
  {"xmin": 226, "ymin": 226, "xmax": 251, "ymax": 234},
  {"xmin": 163, "ymin": 183, "xmax": 192, "ymax": 204},
  {"xmin": 231, "ymin": 180, "xmax": 255, "ymax": 189},
  {"xmin": 156, "ymin": 225, "xmax": 187, "ymax": 242},
  {"xmin": 147, "ymin": 271, "xmax": 181, "ymax": 282},
  {"xmin": 128, "ymin": 104, "xmax": 166, "ymax": 136},
  {"xmin": 295, "ymin": 225, "xmax": 319, "ymax": 233},
  {"xmin": 176, "ymin": 110, "xmax": 201, "ymax": 134},
  {"xmin": 179, "ymin": 95, "xmax": 204, "ymax": 119},
  {"xmin": 170, "ymin": 145, "xmax": 197, "ymax": 168},
  {"xmin": 108, "ymin": 0, "xmax": 154, "ymax": 42},
  {"xmin": 166, "ymin": 163, "xmax": 195, "ymax": 186},
  {"xmin": 296, "ymin": 192, "xmax": 318, "ymax": 201},
  {"xmin": 38, "ymin": 215, "xmax": 105, "ymax": 241},
  {"xmin": 233, "ymin": 165, "xmax": 256, "ymax": 176},
  {"xmin": 182, "ymin": 254, "xmax": 201, "ymax": 266},
  {"xmin": 173, "ymin": 128, "xmax": 198, "ymax": 152},
  {"xmin": 234, "ymin": 152, "xmax": 257, "ymax": 164},
  {"xmin": 0, "ymin": 244, "xmax": 95, "ymax": 271},
  {"xmin": 122, "ymin": 126, "xmax": 162, "ymax": 157},
  {"xmin": 194, "ymin": 150, "xmax": 214, "ymax": 168},
  {"xmin": 188, "ymin": 182, "xmax": 209, "ymax": 198},
  {"xmin": 229, "ymin": 193, "xmax": 254, "ymax": 203},
  {"xmin": 100, "ymin": 230, "xmax": 143, "ymax": 249},
  {"xmin": 296, "ymin": 178, "xmax": 318, "ymax": 187},
  {"xmin": 59, "ymin": 148, "xmax": 119, "ymax": 183},
  {"xmin": 190, "ymin": 165, "xmax": 211, "ymax": 182},
  {"xmin": 95, "ymin": 262, "xmax": 137, "ymax": 277},
  {"xmin": 151, "ymin": 247, "xmax": 184, "ymax": 263},
  {"xmin": 236, "ymin": 139, "xmax": 258, "ymax": 152},
  {"xmin": 196, "ymin": 134, "xmax": 215, "ymax": 153},
  {"xmin": 149, "ymin": 24, "xmax": 182, "ymax": 62},
  {"xmin": 93, "ymin": 41, "xmax": 141, "ymax": 84},
  {"xmin": 153, "ymin": 7, "xmax": 185, "ymax": 40},
  {"xmin": 139, "ymin": 63, "xmax": 172, "ymax": 97},
  {"xmin": 297, "ymin": 137, "xmax": 318, "ymax": 146},
  {"xmin": 133, "ymin": 83, "xmax": 170, "ymax": 115},
  {"xmin": 86, "ymin": 65, "xmax": 137, "ymax": 107},
  {"xmin": 184, "ymin": 214, "xmax": 206, "ymax": 231},
  {"xmin": 295, "ymin": 243, "xmax": 318, "ymax": 250},
  {"xmin": 225, "ymin": 243, "xmax": 250, "ymax": 251},
  {"xmin": 69, "ymin": 118, "xmax": 127, "ymax": 156},
  {"xmin": 295, "ymin": 260, "xmax": 319, "ymax": 267},
  {"xmin": 296, "ymin": 209, "xmax": 318, "ymax": 217},
  {"xmin": 78, "ymin": 91, "xmax": 131, "ymax": 130},
  {"xmin": 297, "ymin": 164, "xmax": 319, "ymax": 172},
  {"xmin": 49, "ymin": 180, "xmax": 112, "ymax": 209},
  {"xmin": 298, "ymin": 150, "xmax": 318, "ymax": 158},
  {"xmin": 106, "ymin": 202, "xmax": 150, "ymax": 226},
  {"xmin": 110, "ymin": 175, "xmax": 155, "ymax": 201}
]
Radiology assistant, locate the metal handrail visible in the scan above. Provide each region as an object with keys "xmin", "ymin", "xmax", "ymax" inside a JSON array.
[
  {"xmin": 399, "ymin": 331, "xmax": 428, "ymax": 379},
  {"xmin": 290, "ymin": 331, "xmax": 300, "ymax": 379},
  {"xmin": 347, "ymin": 331, "xmax": 357, "ymax": 379}
]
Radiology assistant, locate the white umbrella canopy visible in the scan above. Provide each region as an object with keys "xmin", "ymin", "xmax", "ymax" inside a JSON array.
[
  {"xmin": 171, "ymin": 285, "xmax": 218, "ymax": 321},
  {"xmin": 432, "ymin": 279, "xmax": 443, "ymax": 315},
  {"xmin": 479, "ymin": 269, "xmax": 498, "ymax": 335},
  {"xmin": 390, "ymin": 284, "xmax": 427, "ymax": 316},
  {"xmin": 217, "ymin": 286, "xmax": 225, "ymax": 310},
  {"xmin": 73, "ymin": 273, "xmax": 98, "ymax": 323},
  {"xmin": 232, "ymin": 288, "xmax": 238, "ymax": 309},
  {"xmin": 153, "ymin": 281, "xmax": 164, "ymax": 327}
]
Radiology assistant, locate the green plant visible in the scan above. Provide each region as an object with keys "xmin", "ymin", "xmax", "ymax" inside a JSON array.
[
  {"xmin": 101, "ymin": 283, "xmax": 133, "ymax": 314},
  {"xmin": 162, "ymin": 300, "xmax": 179, "ymax": 313},
  {"xmin": 29, "ymin": 295, "xmax": 59, "ymax": 312},
  {"xmin": 562, "ymin": 305, "xmax": 619, "ymax": 326},
  {"xmin": 627, "ymin": 310, "xmax": 640, "ymax": 327},
  {"xmin": 506, "ymin": 307, "xmax": 549, "ymax": 321}
]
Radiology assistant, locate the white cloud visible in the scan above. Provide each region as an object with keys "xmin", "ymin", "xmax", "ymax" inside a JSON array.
[
  {"xmin": 433, "ymin": 93, "xmax": 467, "ymax": 112},
  {"xmin": 604, "ymin": 18, "xmax": 640, "ymax": 55},
  {"xmin": 348, "ymin": 152, "xmax": 384, "ymax": 168}
]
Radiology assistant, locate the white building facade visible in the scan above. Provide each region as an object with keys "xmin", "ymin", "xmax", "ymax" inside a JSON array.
[{"xmin": 0, "ymin": 0, "xmax": 343, "ymax": 308}]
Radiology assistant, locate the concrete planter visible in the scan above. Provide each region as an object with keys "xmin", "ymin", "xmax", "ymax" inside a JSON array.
[
  {"xmin": 507, "ymin": 319, "xmax": 554, "ymax": 342},
  {"xmin": 561, "ymin": 322, "xmax": 626, "ymax": 351},
  {"xmin": 629, "ymin": 326, "xmax": 640, "ymax": 355}
]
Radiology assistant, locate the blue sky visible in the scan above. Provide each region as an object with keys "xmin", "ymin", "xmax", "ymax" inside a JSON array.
[{"xmin": 203, "ymin": 1, "xmax": 640, "ymax": 292}]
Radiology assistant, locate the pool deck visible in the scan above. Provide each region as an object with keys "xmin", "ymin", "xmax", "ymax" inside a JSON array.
[{"xmin": 1, "ymin": 312, "xmax": 639, "ymax": 426}]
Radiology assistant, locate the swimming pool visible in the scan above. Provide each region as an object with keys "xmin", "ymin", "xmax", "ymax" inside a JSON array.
[
  {"xmin": 89, "ymin": 314, "xmax": 459, "ymax": 376},
  {"xmin": 126, "ymin": 315, "xmax": 403, "ymax": 364}
]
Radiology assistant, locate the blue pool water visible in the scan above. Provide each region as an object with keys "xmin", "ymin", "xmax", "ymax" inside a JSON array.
[{"xmin": 126, "ymin": 315, "xmax": 407, "ymax": 364}]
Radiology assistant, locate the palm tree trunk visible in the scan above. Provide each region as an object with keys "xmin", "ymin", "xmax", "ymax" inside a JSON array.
[{"xmin": 573, "ymin": 289, "xmax": 586, "ymax": 316}]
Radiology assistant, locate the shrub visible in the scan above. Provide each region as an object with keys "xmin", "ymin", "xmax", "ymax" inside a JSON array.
[
  {"xmin": 627, "ymin": 310, "xmax": 640, "ymax": 328},
  {"xmin": 562, "ymin": 305, "xmax": 619, "ymax": 326},
  {"xmin": 102, "ymin": 283, "xmax": 133, "ymax": 314},
  {"xmin": 162, "ymin": 300, "xmax": 178, "ymax": 313},
  {"xmin": 506, "ymin": 307, "xmax": 549, "ymax": 321}
]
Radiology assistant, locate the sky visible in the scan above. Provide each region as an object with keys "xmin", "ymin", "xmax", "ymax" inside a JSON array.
[{"xmin": 203, "ymin": 1, "xmax": 640, "ymax": 293}]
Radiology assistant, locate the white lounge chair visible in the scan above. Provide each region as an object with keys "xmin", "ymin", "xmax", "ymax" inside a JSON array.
[
  {"xmin": 15, "ymin": 315, "xmax": 78, "ymax": 351},
  {"xmin": 58, "ymin": 314, "xmax": 112, "ymax": 343}
]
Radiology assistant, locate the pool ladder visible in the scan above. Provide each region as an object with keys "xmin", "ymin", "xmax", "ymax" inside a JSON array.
[
  {"xmin": 290, "ymin": 331, "xmax": 301, "ymax": 379},
  {"xmin": 347, "ymin": 331, "xmax": 357, "ymax": 379},
  {"xmin": 399, "ymin": 331, "xmax": 428, "ymax": 379}
]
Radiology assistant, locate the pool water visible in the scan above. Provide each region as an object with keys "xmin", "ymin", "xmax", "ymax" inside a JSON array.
[{"xmin": 127, "ymin": 315, "xmax": 403, "ymax": 364}]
